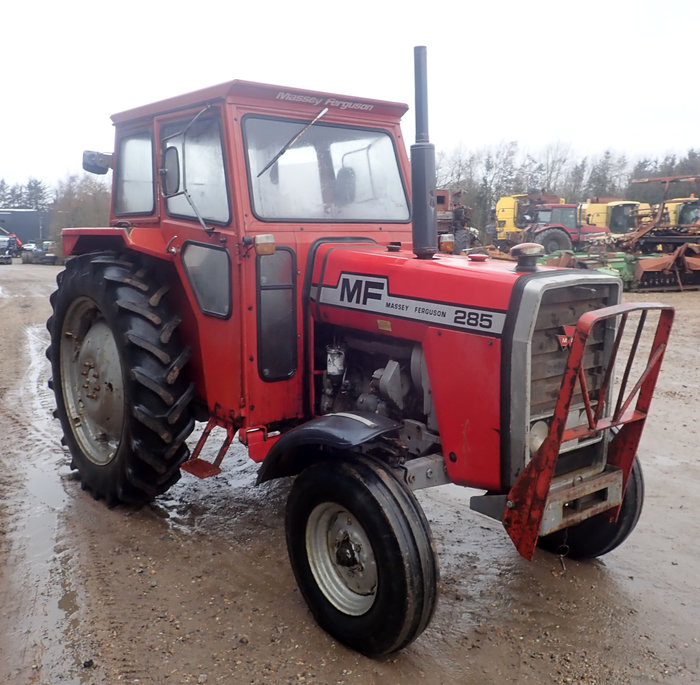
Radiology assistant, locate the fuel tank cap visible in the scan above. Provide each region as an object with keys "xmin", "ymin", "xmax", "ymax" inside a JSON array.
[{"xmin": 510, "ymin": 243, "xmax": 544, "ymax": 272}]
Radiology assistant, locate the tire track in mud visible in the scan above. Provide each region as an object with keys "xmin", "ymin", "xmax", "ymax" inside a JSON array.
[{"xmin": 0, "ymin": 313, "xmax": 83, "ymax": 683}]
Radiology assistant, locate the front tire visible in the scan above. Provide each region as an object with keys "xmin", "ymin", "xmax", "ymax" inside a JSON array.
[
  {"xmin": 285, "ymin": 456, "xmax": 438, "ymax": 656},
  {"xmin": 538, "ymin": 458, "xmax": 645, "ymax": 558},
  {"xmin": 46, "ymin": 252, "xmax": 195, "ymax": 505}
]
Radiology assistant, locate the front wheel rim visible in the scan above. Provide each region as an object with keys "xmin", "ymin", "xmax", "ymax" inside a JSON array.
[
  {"xmin": 305, "ymin": 502, "xmax": 377, "ymax": 616},
  {"xmin": 60, "ymin": 297, "xmax": 125, "ymax": 466}
]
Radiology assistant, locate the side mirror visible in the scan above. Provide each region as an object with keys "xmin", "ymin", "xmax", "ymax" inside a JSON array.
[
  {"xmin": 83, "ymin": 150, "xmax": 113, "ymax": 175},
  {"xmin": 161, "ymin": 146, "xmax": 180, "ymax": 196}
]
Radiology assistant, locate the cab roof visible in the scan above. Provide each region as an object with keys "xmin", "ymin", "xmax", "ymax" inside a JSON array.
[{"xmin": 111, "ymin": 79, "xmax": 409, "ymax": 125}]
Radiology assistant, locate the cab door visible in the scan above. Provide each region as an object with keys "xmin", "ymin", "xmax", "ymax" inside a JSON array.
[{"xmin": 239, "ymin": 243, "xmax": 304, "ymax": 429}]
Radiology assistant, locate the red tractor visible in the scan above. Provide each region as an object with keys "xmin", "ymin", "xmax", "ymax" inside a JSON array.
[
  {"xmin": 47, "ymin": 48, "xmax": 673, "ymax": 656},
  {"xmin": 492, "ymin": 193, "xmax": 607, "ymax": 253},
  {"xmin": 524, "ymin": 201, "xmax": 606, "ymax": 251}
]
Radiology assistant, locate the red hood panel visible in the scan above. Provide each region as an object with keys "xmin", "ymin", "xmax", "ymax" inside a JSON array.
[{"xmin": 311, "ymin": 245, "xmax": 522, "ymax": 336}]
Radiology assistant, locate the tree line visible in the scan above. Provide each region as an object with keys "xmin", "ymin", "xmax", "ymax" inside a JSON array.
[
  {"xmin": 436, "ymin": 144, "xmax": 700, "ymax": 229},
  {"xmin": 3, "ymin": 144, "xmax": 700, "ymax": 235},
  {"xmin": 0, "ymin": 176, "xmax": 110, "ymax": 238}
]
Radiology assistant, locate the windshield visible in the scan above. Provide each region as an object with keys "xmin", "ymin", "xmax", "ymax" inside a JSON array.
[
  {"xmin": 551, "ymin": 207, "xmax": 577, "ymax": 228},
  {"xmin": 609, "ymin": 205, "xmax": 636, "ymax": 233},
  {"xmin": 535, "ymin": 207, "xmax": 576, "ymax": 228},
  {"xmin": 533, "ymin": 209, "xmax": 551, "ymax": 224},
  {"xmin": 243, "ymin": 116, "xmax": 410, "ymax": 222},
  {"xmin": 679, "ymin": 201, "xmax": 700, "ymax": 225}
]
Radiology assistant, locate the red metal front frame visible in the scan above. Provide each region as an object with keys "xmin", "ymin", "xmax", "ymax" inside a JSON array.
[{"xmin": 502, "ymin": 303, "xmax": 674, "ymax": 560}]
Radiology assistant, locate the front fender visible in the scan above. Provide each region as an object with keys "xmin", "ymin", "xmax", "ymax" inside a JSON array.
[{"xmin": 256, "ymin": 412, "xmax": 400, "ymax": 484}]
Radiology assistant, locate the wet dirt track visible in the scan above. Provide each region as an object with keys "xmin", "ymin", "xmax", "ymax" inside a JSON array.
[{"xmin": 0, "ymin": 263, "xmax": 698, "ymax": 684}]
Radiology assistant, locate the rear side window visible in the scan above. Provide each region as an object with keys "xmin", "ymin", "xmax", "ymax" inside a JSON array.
[
  {"xmin": 182, "ymin": 243, "xmax": 231, "ymax": 318},
  {"xmin": 114, "ymin": 131, "xmax": 154, "ymax": 215}
]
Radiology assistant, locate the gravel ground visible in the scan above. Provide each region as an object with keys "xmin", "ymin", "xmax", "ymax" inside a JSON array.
[{"xmin": 0, "ymin": 263, "xmax": 698, "ymax": 684}]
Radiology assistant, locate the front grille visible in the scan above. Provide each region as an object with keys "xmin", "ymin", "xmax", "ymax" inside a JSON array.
[
  {"xmin": 505, "ymin": 273, "xmax": 622, "ymax": 486},
  {"xmin": 530, "ymin": 284, "xmax": 614, "ymax": 418}
]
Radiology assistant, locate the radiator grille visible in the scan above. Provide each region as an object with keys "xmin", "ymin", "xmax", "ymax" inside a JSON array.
[
  {"xmin": 530, "ymin": 284, "xmax": 614, "ymax": 418},
  {"xmin": 505, "ymin": 273, "xmax": 622, "ymax": 486}
]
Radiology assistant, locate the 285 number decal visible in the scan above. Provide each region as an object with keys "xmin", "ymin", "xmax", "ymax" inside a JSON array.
[{"xmin": 454, "ymin": 309, "xmax": 493, "ymax": 329}]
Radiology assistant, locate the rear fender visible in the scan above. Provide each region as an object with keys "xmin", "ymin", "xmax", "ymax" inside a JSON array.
[
  {"xmin": 256, "ymin": 412, "xmax": 400, "ymax": 483},
  {"xmin": 62, "ymin": 226, "xmax": 175, "ymax": 261},
  {"xmin": 62, "ymin": 227, "xmax": 130, "ymax": 256}
]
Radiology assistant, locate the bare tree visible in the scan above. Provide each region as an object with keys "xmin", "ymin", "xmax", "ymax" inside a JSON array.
[
  {"xmin": 540, "ymin": 142, "xmax": 572, "ymax": 192},
  {"xmin": 50, "ymin": 174, "xmax": 111, "ymax": 241}
]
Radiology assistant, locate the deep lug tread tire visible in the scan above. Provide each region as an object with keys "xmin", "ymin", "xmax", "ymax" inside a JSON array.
[
  {"xmin": 285, "ymin": 455, "xmax": 438, "ymax": 657},
  {"xmin": 538, "ymin": 458, "xmax": 645, "ymax": 558},
  {"xmin": 46, "ymin": 251, "xmax": 195, "ymax": 505},
  {"xmin": 453, "ymin": 228, "xmax": 469, "ymax": 255},
  {"xmin": 536, "ymin": 228, "xmax": 573, "ymax": 254},
  {"xmin": 453, "ymin": 228, "xmax": 480, "ymax": 254}
]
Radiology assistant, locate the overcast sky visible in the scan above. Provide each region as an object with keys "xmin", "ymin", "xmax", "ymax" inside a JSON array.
[{"xmin": 2, "ymin": 0, "xmax": 698, "ymax": 187}]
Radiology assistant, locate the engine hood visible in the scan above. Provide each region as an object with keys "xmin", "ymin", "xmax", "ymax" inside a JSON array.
[{"xmin": 309, "ymin": 244, "xmax": 531, "ymax": 341}]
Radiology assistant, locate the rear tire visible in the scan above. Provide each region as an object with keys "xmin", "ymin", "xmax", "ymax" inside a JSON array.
[
  {"xmin": 453, "ymin": 229, "xmax": 469, "ymax": 254},
  {"xmin": 46, "ymin": 252, "xmax": 195, "ymax": 505},
  {"xmin": 538, "ymin": 458, "xmax": 644, "ymax": 558},
  {"xmin": 535, "ymin": 228, "xmax": 573, "ymax": 254},
  {"xmin": 285, "ymin": 455, "xmax": 438, "ymax": 656}
]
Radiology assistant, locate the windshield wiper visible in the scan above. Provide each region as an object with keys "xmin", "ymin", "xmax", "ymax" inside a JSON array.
[{"xmin": 257, "ymin": 107, "xmax": 328, "ymax": 178}]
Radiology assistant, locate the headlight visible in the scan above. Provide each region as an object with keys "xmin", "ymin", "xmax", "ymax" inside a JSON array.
[{"xmin": 528, "ymin": 420, "xmax": 549, "ymax": 457}]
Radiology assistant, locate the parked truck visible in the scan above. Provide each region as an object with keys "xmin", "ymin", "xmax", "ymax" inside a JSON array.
[
  {"xmin": 493, "ymin": 193, "xmax": 607, "ymax": 253},
  {"xmin": 46, "ymin": 48, "xmax": 673, "ymax": 656}
]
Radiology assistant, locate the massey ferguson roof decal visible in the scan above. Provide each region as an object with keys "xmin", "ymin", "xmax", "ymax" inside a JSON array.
[
  {"xmin": 316, "ymin": 273, "xmax": 506, "ymax": 336},
  {"xmin": 275, "ymin": 91, "xmax": 375, "ymax": 111}
]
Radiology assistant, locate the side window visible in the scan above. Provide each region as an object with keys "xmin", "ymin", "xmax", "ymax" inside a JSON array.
[
  {"xmin": 161, "ymin": 115, "xmax": 230, "ymax": 224},
  {"xmin": 257, "ymin": 248, "xmax": 297, "ymax": 381},
  {"xmin": 114, "ymin": 131, "xmax": 154, "ymax": 215},
  {"xmin": 181, "ymin": 243, "xmax": 231, "ymax": 317}
]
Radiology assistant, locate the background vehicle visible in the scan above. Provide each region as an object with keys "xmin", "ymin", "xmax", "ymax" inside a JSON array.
[
  {"xmin": 436, "ymin": 188, "xmax": 480, "ymax": 252},
  {"xmin": 21, "ymin": 240, "xmax": 58, "ymax": 265},
  {"xmin": 661, "ymin": 196, "xmax": 700, "ymax": 228},
  {"xmin": 46, "ymin": 48, "xmax": 673, "ymax": 656},
  {"xmin": 620, "ymin": 176, "xmax": 700, "ymax": 251},
  {"xmin": 579, "ymin": 199, "xmax": 650, "ymax": 234},
  {"xmin": 492, "ymin": 193, "xmax": 607, "ymax": 252},
  {"xmin": 0, "ymin": 228, "xmax": 22, "ymax": 263},
  {"xmin": 541, "ymin": 179, "xmax": 700, "ymax": 291},
  {"xmin": 0, "ymin": 236, "xmax": 10, "ymax": 265}
]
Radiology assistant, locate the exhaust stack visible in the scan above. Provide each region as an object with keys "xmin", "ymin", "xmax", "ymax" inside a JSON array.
[{"xmin": 411, "ymin": 46, "xmax": 437, "ymax": 259}]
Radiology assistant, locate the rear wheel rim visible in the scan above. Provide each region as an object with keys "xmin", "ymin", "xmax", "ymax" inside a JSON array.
[
  {"xmin": 305, "ymin": 501, "xmax": 377, "ymax": 616},
  {"xmin": 60, "ymin": 297, "xmax": 125, "ymax": 466}
]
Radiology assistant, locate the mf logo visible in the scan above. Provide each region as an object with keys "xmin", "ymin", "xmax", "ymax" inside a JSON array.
[
  {"xmin": 339, "ymin": 276, "xmax": 386, "ymax": 306},
  {"xmin": 556, "ymin": 325, "xmax": 576, "ymax": 351}
]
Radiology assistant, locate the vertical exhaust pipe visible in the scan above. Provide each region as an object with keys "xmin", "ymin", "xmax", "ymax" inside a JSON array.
[{"xmin": 411, "ymin": 45, "xmax": 437, "ymax": 259}]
